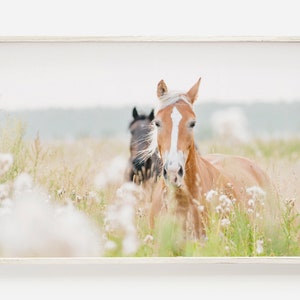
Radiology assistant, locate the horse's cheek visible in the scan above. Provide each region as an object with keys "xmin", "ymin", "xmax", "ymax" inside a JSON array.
[{"xmin": 158, "ymin": 131, "xmax": 169, "ymax": 154}]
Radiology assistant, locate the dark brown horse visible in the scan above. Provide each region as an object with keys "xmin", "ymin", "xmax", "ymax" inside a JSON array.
[{"xmin": 126, "ymin": 107, "xmax": 162, "ymax": 184}]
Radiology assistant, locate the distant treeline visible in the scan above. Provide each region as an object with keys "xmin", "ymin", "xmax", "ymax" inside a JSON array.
[{"xmin": 0, "ymin": 102, "xmax": 299, "ymax": 140}]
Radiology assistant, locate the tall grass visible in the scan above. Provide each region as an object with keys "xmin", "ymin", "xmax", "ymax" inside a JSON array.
[{"xmin": 0, "ymin": 119, "xmax": 299, "ymax": 257}]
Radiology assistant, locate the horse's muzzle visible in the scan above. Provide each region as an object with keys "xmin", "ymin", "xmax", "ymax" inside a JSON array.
[
  {"xmin": 163, "ymin": 164, "xmax": 184, "ymax": 187},
  {"xmin": 132, "ymin": 157, "xmax": 145, "ymax": 170}
]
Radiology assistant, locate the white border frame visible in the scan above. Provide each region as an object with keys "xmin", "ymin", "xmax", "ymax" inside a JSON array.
[
  {"xmin": 1, "ymin": 257, "xmax": 300, "ymax": 281},
  {"xmin": 0, "ymin": 36, "xmax": 300, "ymax": 43},
  {"xmin": 1, "ymin": 37, "xmax": 300, "ymax": 283},
  {"xmin": 1, "ymin": 256, "xmax": 300, "ymax": 265}
]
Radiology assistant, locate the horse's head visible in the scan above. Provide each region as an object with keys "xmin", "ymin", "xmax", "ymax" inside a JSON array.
[
  {"xmin": 129, "ymin": 107, "xmax": 155, "ymax": 174},
  {"xmin": 153, "ymin": 79, "xmax": 201, "ymax": 187}
]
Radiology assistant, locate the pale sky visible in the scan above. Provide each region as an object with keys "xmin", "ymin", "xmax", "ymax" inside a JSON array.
[
  {"xmin": 1, "ymin": 1, "xmax": 300, "ymax": 111},
  {"xmin": 0, "ymin": 42, "xmax": 300, "ymax": 110}
]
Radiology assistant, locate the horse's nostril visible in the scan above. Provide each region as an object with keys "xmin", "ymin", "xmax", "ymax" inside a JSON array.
[
  {"xmin": 178, "ymin": 166, "xmax": 184, "ymax": 177},
  {"xmin": 163, "ymin": 167, "xmax": 167, "ymax": 179}
]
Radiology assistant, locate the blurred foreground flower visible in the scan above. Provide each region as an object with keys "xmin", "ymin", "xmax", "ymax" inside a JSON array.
[
  {"xmin": 94, "ymin": 155, "xmax": 128, "ymax": 189},
  {"xmin": 0, "ymin": 153, "xmax": 13, "ymax": 177},
  {"xmin": 0, "ymin": 173, "xmax": 103, "ymax": 257},
  {"xmin": 256, "ymin": 239, "xmax": 264, "ymax": 255},
  {"xmin": 105, "ymin": 182, "xmax": 141, "ymax": 255}
]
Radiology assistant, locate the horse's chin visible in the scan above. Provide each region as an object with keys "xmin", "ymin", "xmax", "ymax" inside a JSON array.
[{"xmin": 164, "ymin": 178, "xmax": 183, "ymax": 189}]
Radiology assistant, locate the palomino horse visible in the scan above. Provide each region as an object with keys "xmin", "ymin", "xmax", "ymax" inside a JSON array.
[
  {"xmin": 126, "ymin": 107, "xmax": 162, "ymax": 184},
  {"xmin": 149, "ymin": 79, "xmax": 271, "ymax": 239}
]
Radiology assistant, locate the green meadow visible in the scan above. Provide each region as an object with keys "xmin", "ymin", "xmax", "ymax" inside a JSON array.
[{"xmin": 0, "ymin": 118, "xmax": 299, "ymax": 257}]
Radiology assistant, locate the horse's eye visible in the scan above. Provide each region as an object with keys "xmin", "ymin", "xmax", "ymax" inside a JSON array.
[
  {"xmin": 189, "ymin": 121, "xmax": 196, "ymax": 128},
  {"xmin": 154, "ymin": 120, "xmax": 161, "ymax": 128}
]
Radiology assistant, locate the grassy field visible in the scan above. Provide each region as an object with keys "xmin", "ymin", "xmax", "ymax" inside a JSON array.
[{"xmin": 0, "ymin": 118, "xmax": 299, "ymax": 257}]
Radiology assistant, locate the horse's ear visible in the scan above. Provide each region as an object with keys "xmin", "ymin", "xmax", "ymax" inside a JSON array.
[
  {"xmin": 187, "ymin": 78, "xmax": 201, "ymax": 104},
  {"xmin": 149, "ymin": 109, "xmax": 155, "ymax": 121},
  {"xmin": 157, "ymin": 80, "xmax": 168, "ymax": 98},
  {"xmin": 132, "ymin": 107, "xmax": 139, "ymax": 119}
]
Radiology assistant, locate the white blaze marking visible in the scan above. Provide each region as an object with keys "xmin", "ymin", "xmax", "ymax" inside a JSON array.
[{"xmin": 168, "ymin": 107, "xmax": 182, "ymax": 168}]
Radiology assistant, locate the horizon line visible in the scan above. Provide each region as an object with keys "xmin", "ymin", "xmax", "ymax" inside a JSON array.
[{"xmin": 1, "ymin": 99, "xmax": 299, "ymax": 112}]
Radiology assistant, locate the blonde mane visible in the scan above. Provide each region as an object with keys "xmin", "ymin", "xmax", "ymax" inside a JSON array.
[{"xmin": 155, "ymin": 91, "xmax": 192, "ymax": 113}]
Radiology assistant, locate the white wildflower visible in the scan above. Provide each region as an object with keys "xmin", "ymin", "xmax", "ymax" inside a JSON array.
[
  {"xmin": 0, "ymin": 184, "xmax": 9, "ymax": 201},
  {"xmin": 0, "ymin": 153, "xmax": 13, "ymax": 176},
  {"xmin": 115, "ymin": 182, "xmax": 141, "ymax": 202},
  {"xmin": 246, "ymin": 186, "xmax": 266, "ymax": 198},
  {"xmin": 87, "ymin": 191, "xmax": 100, "ymax": 203},
  {"xmin": 248, "ymin": 199, "xmax": 255, "ymax": 207},
  {"xmin": 136, "ymin": 207, "xmax": 145, "ymax": 218},
  {"xmin": 192, "ymin": 199, "xmax": 205, "ymax": 212},
  {"xmin": 104, "ymin": 182, "xmax": 141, "ymax": 255},
  {"xmin": 257, "ymin": 214, "xmax": 263, "ymax": 220},
  {"xmin": 225, "ymin": 207, "xmax": 231, "ymax": 213},
  {"xmin": 285, "ymin": 198, "xmax": 296, "ymax": 209},
  {"xmin": 104, "ymin": 218, "xmax": 112, "ymax": 233},
  {"xmin": 13, "ymin": 173, "xmax": 33, "ymax": 194},
  {"xmin": 0, "ymin": 198, "xmax": 13, "ymax": 216},
  {"xmin": 220, "ymin": 218, "xmax": 231, "ymax": 227},
  {"xmin": 219, "ymin": 195, "xmax": 233, "ymax": 207},
  {"xmin": 197, "ymin": 205, "xmax": 205, "ymax": 212},
  {"xmin": 256, "ymin": 239, "xmax": 264, "ymax": 254},
  {"xmin": 143, "ymin": 234, "xmax": 154, "ymax": 244},
  {"xmin": 119, "ymin": 205, "xmax": 136, "ymax": 230},
  {"xmin": 247, "ymin": 208, "xmax": 254, "ymax": 214},
  {"xmin": 216, "ymin": 205, "xmax": 223, "ymax": 214},
  {"xmin": 226, "ymin": 182, "xmax": 233, "ymax": 189},
  {"xmin": 94, "ymin": 155, "xmax": 128, "ymax": 189},
  {"xmin": 206, "ymin": 190, "xmax": 218, "ymax": 202},
  {"xmin": 104, "ymin": 240, "xmax": 117, "ymax": 251},
  {"xmin": 0, "ymin": 187, "xmax": 103, "ymax": 257},
  {"xmin": 122, "ymin": 234, "xmax": 139, "ymax": 255},
  {"xmin": 57, "ymin": 188, "xmax": 65, "ymax": 197},
  {"xmin": 54, "ymin": 202, "xmax": 103, "ymax": 256}
]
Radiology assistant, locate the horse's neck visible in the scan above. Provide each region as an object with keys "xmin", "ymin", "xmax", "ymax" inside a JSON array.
[{"xmin": 185, "ymin": 144, "xmax": 222, "ymax": 198}]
